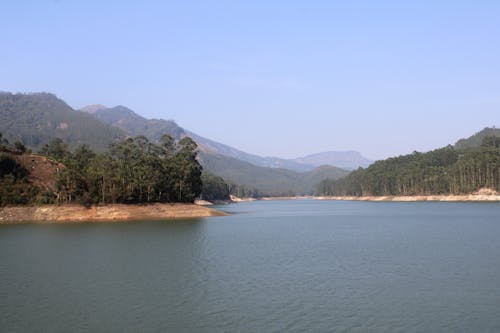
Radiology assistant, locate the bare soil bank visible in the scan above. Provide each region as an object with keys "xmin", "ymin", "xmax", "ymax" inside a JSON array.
[{"xmin": 0, "ymin": 203, "xmax": 228, "ymax": 224}]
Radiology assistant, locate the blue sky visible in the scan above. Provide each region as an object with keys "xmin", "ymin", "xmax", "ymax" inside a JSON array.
[{"xmin": 2, "ymin": 1, "xmax": 500, "ymax": 160}]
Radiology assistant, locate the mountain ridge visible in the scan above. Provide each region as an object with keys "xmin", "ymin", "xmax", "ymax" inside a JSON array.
[
  {"xmin": 0, "ymin": 92, "xmax": 125, "ymax": 151},
  {"xmin": 454, "ymin": 127, "xmax": 500, "ymax": 150},
  {"xmin": 292, "ymin": 150, "xmax": 373, "ymax": 170},
  {"xmin": 0, "ymin": 91, "xmax": 351, "ymax": 196},
  {"xmin": 80, "ymin": 104, "xmax": 350, "ymax": 195},
  {"xmin": 82, "ymin": 104, "xmax": 372, "ymax": 171}
]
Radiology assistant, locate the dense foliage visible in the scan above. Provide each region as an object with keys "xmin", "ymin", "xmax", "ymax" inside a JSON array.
[
  {"xmin": 90, "ymin": 106, "xmax": 185, "ymax": 141},
  {"xmin": 454, "ymin": 127, "xmax": 500, "ymax": 150},
  {"xmin": 0, "ymin": 133, "xmax": 204, "ymax": 206},
  {"xmin": 0, "ymin": 134, "xmax": 41, "ymax": 205},
  {"xmin": 316, "ymin": 142, "xmax": 500, "ymax": 196},
  {"xmin": 0, "ymin": 153, "xmax": 36, "ymax": 205},
  {"xmin": 200, "ymin": 173, "xmax": 230, "ymax": 201},
  {"xmin": 88, "ymin": 105, "xmax": 349, "ymax": 196},
  {"xmin": 46, "ymin": 135, "xmax": 202, "ymax": 204}
]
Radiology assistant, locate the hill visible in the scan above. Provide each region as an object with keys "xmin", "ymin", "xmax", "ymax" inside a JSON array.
[
  {"xmin": 317, "ymin": 127, "xmax": 500, "ymax": 197},
  {"xmin": 199, "ymin": 151, "xmax": 348, "ymax": 196},
  {"xmin": 80, "ymin": 104, "xmax": 108, "ymax": 114},
  {"xmin": 186, "ymin": 131, "xmax": 314, "ymax": 172},
  {"xmin": 292, "ymin": 151, "xmax": 373, "ymax": 170},
  {"xmin": 188, "ymin": 131, "xmax": 373, "ymax": 171},
  {"xmin": 84, "ymin": 105, "xmax": 185, "ymax": 141},
  {"xmin": 0, "ymin": 92, "xmax": 125, "ymax": 151},
  {"xmin": 83, "ymin": 105, "xmax": 311, "ymax": 171},
  {"xmin": 82, "ymin": 104, "xmax": 350, "ymax": 195},
  {"xmin": 1, "ymin": 92, "xmax": 351, "ymax": 197},
  {"xmin": 0, "ymin": 148, "xmax": 63, "ymax": 205},
  {"xmin": 455, "ymin": 127, "xmax": 500, "ymax": 150},
  {"xmin": 84, "ymin": 104, "xmax": 370, "ymax": 171}
]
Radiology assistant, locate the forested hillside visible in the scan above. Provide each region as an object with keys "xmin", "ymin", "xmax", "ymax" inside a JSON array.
[
  {"xmin": 0, "ymin": 92, "xmax": 126, "ymax": 151},
  {"xmin": 455, "ymin": 127, "xmax": 500, "ymax": 150},
  {"xmin": 0, "ymin": 134, "xmax": 203, "ymax": 206},
  {"xmin": 317, "ymin": 132, "xmax": 500, "ymax": 196},
  {"xmin": 83, "ymin": 103, "xmax": 349, "ymax": 196},
  {"xmin": 87, "ymin": 105, "xmax": 185, "ymax": 141},
  {"xmin": 1, "ymin": 92, "xmax": 356, "ymax": 197}
]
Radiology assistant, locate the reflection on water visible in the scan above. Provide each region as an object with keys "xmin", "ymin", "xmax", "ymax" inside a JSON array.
[{"xmin": 1, "ymin": 200, "xmax": 500, "ymax": 332}]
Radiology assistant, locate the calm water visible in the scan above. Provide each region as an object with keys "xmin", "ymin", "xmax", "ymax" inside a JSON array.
[{"xmin": 1, "ymin": 200, "xmax": 500, "ymax": 332}]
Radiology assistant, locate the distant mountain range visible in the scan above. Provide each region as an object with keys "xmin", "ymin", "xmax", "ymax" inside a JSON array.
[
  {"xmin": 0, "ymin": 92, "xmax": 354, "ymax": 195},
  {"xmin": 79, "ymin": 103, "xmax": 350, "ymax": 194},
  {"xmin": 80, "ymin": 104, "xmax": 372, "ymax": 171},
  {"xmin": 1, "ymin": 91, "xmax": 497, "ymax": 196},
  {"xmin": 293, "ymin": 151, "xmax": 372, "ymax": 170}
]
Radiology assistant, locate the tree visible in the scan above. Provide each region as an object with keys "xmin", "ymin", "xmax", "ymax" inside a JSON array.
[
  {"xmin": 201, "ymin": 173, "xmax": 230, "ymax": 201},
  {"xmin": 481, "ymin": 135, "xmax": 500, "ymax": 148},
  {"xmin": 72, "ymin": 145, "xmax": 96, "ymax": 173},
  {"xmin": 14, "ymin": 140, "xmax": 27, "ymax": 153},
  {"xmin": 171, "ymin": 137, "xmax": 202, "ymax": 202},
  {"xmin": 39, "ymin": 138, "xmax": 71, "ymax": 162}
]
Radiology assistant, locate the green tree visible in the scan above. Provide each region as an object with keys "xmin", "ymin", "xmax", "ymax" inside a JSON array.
[
  {"xmin": 201, "ymin": 173, "xmax": 230, "ymax": 201},
  {"xmin": 171, "ymin": 137, "xmax": 202, "ymax": 202},
  {"xmin": 39, "ymin": 138, "xmax": 71, "ymax": 162}
]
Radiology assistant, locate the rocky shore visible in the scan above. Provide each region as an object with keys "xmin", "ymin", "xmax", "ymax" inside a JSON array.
[{"xmin": 0, "ymin": 203, "xmax": 228, "ymax": 224}]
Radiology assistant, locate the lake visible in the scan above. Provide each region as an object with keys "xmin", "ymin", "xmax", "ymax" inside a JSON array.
[{"xmin": 1, "ymin": 200, "xmax": 500, "ymax": 332}]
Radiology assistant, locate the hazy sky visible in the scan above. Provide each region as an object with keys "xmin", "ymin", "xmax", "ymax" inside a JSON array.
[{"xmin": 2, "ymin": 1, "xmax": 500, "ymax": 160}]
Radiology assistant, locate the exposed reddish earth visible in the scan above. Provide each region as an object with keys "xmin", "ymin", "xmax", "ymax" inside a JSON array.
[{"xmin": 13, "ymin": 153, "xmax": 65, "ymax": 193}]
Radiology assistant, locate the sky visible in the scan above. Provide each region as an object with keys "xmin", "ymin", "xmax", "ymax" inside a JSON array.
[{"xmin": 2, "ymin": 1, "xmax": 500, "ymax": 160}]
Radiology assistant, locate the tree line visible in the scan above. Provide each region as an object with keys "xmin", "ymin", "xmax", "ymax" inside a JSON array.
[
  {"xmin": 1, "ymin": 132, "xmax": 261, "ymax": 206},
  {"xmin": 42, "ymin": 135, "xmax": 204, "ymax": 205},
  {"xmin": 1, "ymin": 133, "xmax": 213, "ymax": 205},
  {"xmin": 316, "ymin": 137, "xmax": 500, "ymax": 196}
]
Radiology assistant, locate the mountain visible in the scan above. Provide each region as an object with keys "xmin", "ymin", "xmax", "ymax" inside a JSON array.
[
  {"xmin": 80, "ymin": 104, "xmax": 108, "ymax": 114},
  {"xmin": 83, "ymin": 104, "xmax": 180, "ymax": 138},
  {"xmin": 189, "ymin": 131, "xmax": 373, "ymax": 171},
  {"xmin": 293, "ymin": 151, "xmax": 373, "ymax": 170},
  {"xmin": 83, "ymin": 104, "xmax": 371, "ymax": 171},
  {"xmin": 455, "ymin": 127, "xmax": 500, "ymax": 150},
  {"xmin": 84, "ymin": 105, "xmax": 311, "ymax": 170},
  {"xmin": 0, "ymin": 92, "xmax": 350, "ymax": 196},
  {"xmin": 317, "ymin": 127, "xmax": 500, "ymax": 197},
  {"xmin": 80, "ymin": 104, "xmax": 349, "ymax": 195},
  {"xmin": 186, "ymin": 131, "xmax": 313, "ymax": 172},
  {"xmin": 0, "ymin": 92, "xmax": 126, "ymax": 151},
  {"xmin": 199, "ymin": 151, "xmax": 349, "ymax": 196},
  {"xmin": 84, "ymin": 105, "xmax": 185, "ymax": 141}
]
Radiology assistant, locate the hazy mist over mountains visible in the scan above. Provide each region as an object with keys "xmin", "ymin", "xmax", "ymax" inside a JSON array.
[
  {"xmin": 0, "ymin": 92, "xmax": 351, "ymax": 195},
  {"xmin": 79, "ymin": 102, "xmax": 372, "ymax": 171}
]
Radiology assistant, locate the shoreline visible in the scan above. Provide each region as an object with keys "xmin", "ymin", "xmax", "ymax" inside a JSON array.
[
  {"xmin": 314, "ymin": 194, "xmax": 500, "ymax": 202},
  {"xmin": 0, "ymin": 203, "xmax": 229, "ymax": 224},
  {"xmin": 260, "ymin": 196, "xmax": 313, "ymax": 201}
]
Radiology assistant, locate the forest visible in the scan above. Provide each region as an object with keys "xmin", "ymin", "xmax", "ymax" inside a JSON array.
[
  {"xmin": 316, "ymin": 136, "xmax": 500, "ymax": 196},
  {"xmin": 0, "ymin": 133, "xmax": 232, "ymax": 206}
]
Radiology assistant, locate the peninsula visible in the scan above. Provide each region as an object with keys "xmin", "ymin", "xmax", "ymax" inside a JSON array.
[{"xmin": 0, "ymin": 203, "xmax": 228, "ymax": 224}]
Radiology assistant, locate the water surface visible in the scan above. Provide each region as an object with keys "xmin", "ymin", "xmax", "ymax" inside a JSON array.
[{"xmin": 1, "ymin": 200, "xmax": 500, "ymax": 332}]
